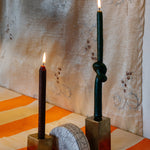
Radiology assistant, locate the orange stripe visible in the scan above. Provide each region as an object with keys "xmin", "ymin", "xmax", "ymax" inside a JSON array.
[
  {"xmin": 111, "ymin": 125, "xmax": 117, "ymax": 133},
  {"xmin": 0, "ymin": 106, "xmax": 71, "ymax": 138},
  {"xmin": 81, "ymin": 126, "xmax": 85, "ymax": 134},
  {"xmin": 127, "ymin": 138, "xmax": 150, "ymax": 150},
  {"xmin": 0, "ymin": 95, "xmax": 36, "ymax": 112}
]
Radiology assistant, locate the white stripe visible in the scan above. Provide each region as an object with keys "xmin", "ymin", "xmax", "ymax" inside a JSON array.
[
  {"xmin": 111, "ymin": 129, "xmax": 144, "ymax": 150},
  {"xmin": 0, "ymin": 101, "xmax": 53, "ymax": 125},
  {"xmin": 45, "ymin": 113, "xmax": 86, "ymax": 133},
  {"xmin": 0, "ymin": 87, "xmax": 21, "ymax": 101}
]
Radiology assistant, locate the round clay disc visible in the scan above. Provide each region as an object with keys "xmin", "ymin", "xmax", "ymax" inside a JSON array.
[{"xmin": 50, "ymin": 123, "xmax": 90, "ymax": 150}]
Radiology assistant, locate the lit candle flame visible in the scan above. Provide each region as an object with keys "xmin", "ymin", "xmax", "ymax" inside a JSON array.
[
  {"xmin": 97, "ymin": 0, "xmax": 101, "ymax": 9},
  {"xmin": 42, "ymin": 52, "xmax": 46, "ymax": 65}
]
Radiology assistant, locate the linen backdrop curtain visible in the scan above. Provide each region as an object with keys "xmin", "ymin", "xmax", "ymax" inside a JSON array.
[{"xmin": 0, "ymin": 0, "xmax": 144, "ymax": 135}]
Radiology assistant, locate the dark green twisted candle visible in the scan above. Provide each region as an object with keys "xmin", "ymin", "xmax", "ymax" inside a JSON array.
[
  {"xmin": 94, "ymin": 1, "xmax": 103, "ymax": 121},
  {"xmin": 97, "ymin": 8, "xmax": 103, "ymax": 62}
]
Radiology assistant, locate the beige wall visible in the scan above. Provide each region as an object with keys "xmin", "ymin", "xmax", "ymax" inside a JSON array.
[{"xmin": 0, "ymin": 0, "xmax": 96, "ymax": 116}]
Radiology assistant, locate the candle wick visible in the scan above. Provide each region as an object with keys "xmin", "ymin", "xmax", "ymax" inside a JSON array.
[
  {"xmin": 43, "ymin": 63, "xmax": 45, "ymax": 66},
  {"xmin": 98, "ymin": 8, "xmax": 101, "ymax": 11}
]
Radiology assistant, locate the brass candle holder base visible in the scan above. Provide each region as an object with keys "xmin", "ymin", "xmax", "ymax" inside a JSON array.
[
  {"xmin": 27, "ymin": 133, "xmax": 55, "ymax": 150},
  {"xmin": 85, "ymin": 116, "xmax": 111, "ymax": 150}
]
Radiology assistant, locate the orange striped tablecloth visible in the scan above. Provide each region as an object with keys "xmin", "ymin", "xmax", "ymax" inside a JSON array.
[{"xmin": 0, "ymin": 87, "xmax": 150, "ymax": 150}]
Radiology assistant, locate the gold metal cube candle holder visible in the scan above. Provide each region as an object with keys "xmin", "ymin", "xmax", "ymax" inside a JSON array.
[
  {"xmin": 27, "ymin": 133, "xmax": 55, "ymax": 150},
  {"xmin": 86, "ymin": 116, "xmax": 111, "ymax": 150}
]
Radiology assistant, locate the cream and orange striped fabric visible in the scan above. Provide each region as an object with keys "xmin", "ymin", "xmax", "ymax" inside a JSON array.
[{"xmin": 0, "ymin": 87, "xmax": 150, "ymax": 150}]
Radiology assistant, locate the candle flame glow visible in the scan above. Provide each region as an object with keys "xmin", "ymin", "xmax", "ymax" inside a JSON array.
[
  {"xmin": 42, "ymin": 52, "xmax": 46, "ymax": 65},
  {"xmin": 97, "ymin": 0, "xmax": 101, "ymax": 9}
]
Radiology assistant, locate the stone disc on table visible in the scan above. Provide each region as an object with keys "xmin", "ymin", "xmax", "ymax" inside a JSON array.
[{"xmin": 49, "ymin": 123, "xmax": 90, "ymax": 150}]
